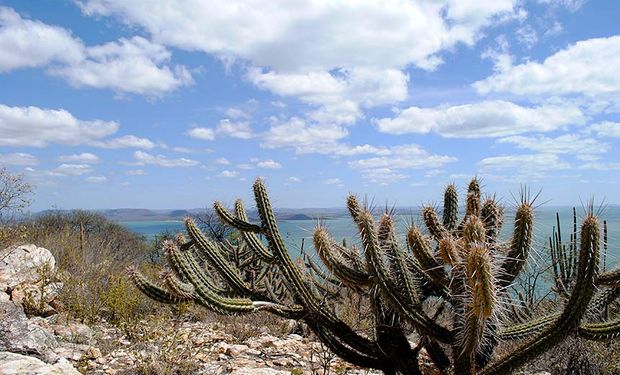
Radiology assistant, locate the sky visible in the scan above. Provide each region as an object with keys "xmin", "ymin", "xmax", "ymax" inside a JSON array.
[{"xmin": 0, "ymin": 0, "xmax": 619, "ymax": 210}]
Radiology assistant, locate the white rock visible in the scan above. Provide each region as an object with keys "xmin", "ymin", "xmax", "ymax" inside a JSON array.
[
  {"xmin": 229, "ymin": 368, "xmax": 290, "ymax": 375},
  {"xmin": 0, "ymin": 301, "xmax": 58, "ymax": 362},
  {"xmin": 0, "ymin": 351, "xmax": 81, "ymax": 374},
  {"xmin": 0, "ymin": 244, "xmax": 55, "ymax": 292}
]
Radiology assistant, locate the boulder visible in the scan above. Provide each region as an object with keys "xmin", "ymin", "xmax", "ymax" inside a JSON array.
[
  {"xmin": 0, "ymin": 301, "xmax": 58, "ymax": 362},
  {"xmin": 0, "ymin": 351, "xmax": 81, "ymax": 375},
  {"xmin": 0, "ymin": 244, "xmax": 55, "ymax": 292}
]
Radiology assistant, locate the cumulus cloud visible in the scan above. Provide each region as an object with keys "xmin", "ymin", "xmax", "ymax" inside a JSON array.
[
  {"xmin": 479, "ymin": 153, "xmax": 570, "ymax": 179},
  {"xmin": 218, "ymin": 170, "xmax": 238, "ymax": 178},
  {"xmin": 78, "ymin": 0, "xmax": 520, "ymax": 72},
  {"xmin": 588, "ymin": 121, "xmax": 620, "ymax": 138},
  {"xmin": 0, "ymin": 104, "xmax": 118, "ymax": 147},
  {"xmin": 126, "ymin": 169, "xmax": 145, "ymax": 175},
  {"xmin": 86, "ymin": 175, "xmax": 107, "ymax": 183},
  {"xmin": 0, "ymin": 104, "xmax": 154, "ymax": 149},
  {"xmin": 0, "ymin": 152, "xmax": 38, "ymax": 166},
  {"xmin": 374, "ymin": 100, "xmax": 585, "ymax": 138},
  {"xmin": 57, "ymin": 152, "xmax": 100, "ymax": 163},
  {"xmin": 49, "ymin": 36, "xmax": 193, "ymax": 95},
  {"xmin": 256, "ymin": 159, "xmax": 282, "ymax": 169},
  {"xmin": 91, "ymin": 135, "xmax": 155, "ymax": 149},
  {"xmin": 0, "ymin": 7, "xmax": 191, "ymax": 95},
  {"xmin": 214, "ymin": 157, "xmax": 230, "ymax": 165},
  {"xmin": 260, "ymin": 117, "xmax": 348, "ymax": 154},
  {"xmin": 187, "ymin": 119, "xmax": 253, "ymax": 141},
  {"xmin": 187, "ymin": 127, "xmax": 215, "ymax": 141},
  {"xmin": 133, "ymin": 151, "xmax": 199, "ymax": 167},
  {"xmin": 77, "ymin": 0, "xmax": 521, "ymax": 123},
  {"xmin": 497, "ymin": 134, "xmax": 609, "ymax": 155},
  {"xmin": 474, "ymin": 36, "xmax": 620, "ymax": 110},
  {"xmin": 52, "ymin": 164, "xmax": 94, "ymax": 176},
  {"xmin": 0, "ymin": 6, "xmax": 83, "ymax": 72}
]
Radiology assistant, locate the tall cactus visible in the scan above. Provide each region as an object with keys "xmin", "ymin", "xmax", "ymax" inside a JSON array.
[{"xmin": 129, "ymin": 178, "xmax": 619, "ymax": 375}]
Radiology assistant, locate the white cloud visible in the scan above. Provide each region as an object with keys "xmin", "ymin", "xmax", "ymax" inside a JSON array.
[
  {"xmin": 515, "ymin": 24, "xmax": 538, "ymax": 48},
  {"xmin": 0, "ymin": 152, "xmax": 38, "ymax": 166},
  {"xmin": 579, "ymin": 162, "xmax": 620, "ymax": 171},
  {"xmin": 324, "ymin": 178, "xmax": 343, "ymax": 186},
  {"xmin": 287, "ymin": 176, "xmax": 300, "ymax": 183},
  {"xmin": 133, "ymin": 151, "xmax": 199, "ymax": 167},
  {"xmin": 187, "ymin": 127, "xmax": 215, "ymax": 141},
  {"xmin": 0, "ymin": 7, "xmax": 191, "ymax": 95},
  {"xmin": 57, "ymin": 152, "xmax": 100, "ymax": 164},
  {"xmin": 78, "ymin": 0, "xmax": 521, "ymax": 124},
  {"xmin": 0, "ymin": 104, "xmax": 118, "ymax": 147},
  {"xmin": 52, "ymin": 164, "xmax": 94, "ymax": 176},
  {"xmin": 0, "ymin": 104, "xmax": 154, "ymax": 149},
  {"xmin": 78, "ymin": 0, "xmax": 520, "ymax": 72},
  {"xmin": 537, "ymin": 0, "xmax": 587, "ymax": 12},
  {"xmin": 86, "ymin": 175, "xmax": 107, "ymax": 183},
  {"xmin": 374, "ymin": 100, "xmax": 585, "ymax": 138},
  {"xmin": 225, "ymin": 107, "xmax": 250, "ymax": 119},
  {"xmin": 126, "ymin": 169, "xmax": 145, "ymax": 175},
  {"xmin": 215, "ymin": 119, "xmax": 253, "ymax": 139},
  {"xmin": 214, "ymin": 157, "xmax": 230, "ymax": 165},
  {"xmin": 236, "ymin": 164, "xmax": 254, "ymax": 170},
  {"xmin": 474, "ymin": 36, "xmax": 620, "ymax": 110},
  {"xmin": 0, "ymin": 6, "xmax": 83, "ymax": 72},
  {"xmin": 50, "ymin": 36, "xmax": 193, "ymax": 95},
  {"xmin": 479, "ymin": 153, "xmax": 570, "ymax": 179},
  {"xmin": 256, "ymin": 159, "xmax": 282, "ymax": 169},
  {"xmin": 92, "ymin": 135, "xmax": 156, "ymax": 149},
  {"xmin": 497, "ymin": 134, "xmax": 609, "ymax": 155},
  {"xmin": 349, "ymin": 144, "xmax": 456, "ymax": 172},
  {"xmin": 218, "ymin": 170, "xmax": 238, "ymax": 178},
  {"xmin": 261, "ymin": 117, "xmax": 348, "ymax": 154},
  {"xmin": 588, "ymin": 121, "xmax": 620, "ymax": 138},
  {"xmin": 248, "ymin": 67, "xmax": 408, "ymax": 125}
]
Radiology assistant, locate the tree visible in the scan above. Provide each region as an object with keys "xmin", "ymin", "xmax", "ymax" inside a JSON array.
[{"xmin": 0, "ymin": 167, "xmax": 34, "ymax": 224}]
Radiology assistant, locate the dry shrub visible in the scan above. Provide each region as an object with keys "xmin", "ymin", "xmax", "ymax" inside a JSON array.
[{"xmin": 3, "ymin": 210, "xmax": 162, "ymax": 327}]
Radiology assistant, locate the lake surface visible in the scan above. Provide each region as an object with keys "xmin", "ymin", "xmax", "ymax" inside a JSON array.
[{"xmin": 120, "ymin": 205, "xmax": 620, "ymax": 269}]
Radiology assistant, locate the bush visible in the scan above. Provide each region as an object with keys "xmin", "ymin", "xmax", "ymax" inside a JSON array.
[{"xmin": 3, "ymin": 210, "xmax": 160, "ymax": 325}]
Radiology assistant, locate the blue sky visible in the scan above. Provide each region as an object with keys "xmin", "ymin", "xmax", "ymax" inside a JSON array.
[{"xmin": 0, "ymin": 0, "xmax": 619, "ymax": 210}]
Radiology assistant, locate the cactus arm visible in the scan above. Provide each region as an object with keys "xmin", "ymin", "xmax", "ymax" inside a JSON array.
[
  {"xmin": 350, "ymin": 200, "xmax": 453, "ymax": 343},
  {"xmin": 379, "ymin": 214, "xmax": 421, "ymax": 306},
  {"xmin": 497, "ymin": 313, "xmax": 561, "ymax": 340},
  {"xmin": 233, "ymin": 199, "xmax": 274, "ymax": 261},
  {"xmin": 498, "ymin": 203, "xmax": 534, "ymax": 288},
  {"xmin": 597, "ymin": 268, "xmax": 620, "ymax": 287},
  {"xmin": 185, "ymin": 217, "xmax": 260, "ymax": 298},
  {"xmin": 460, "ymin": 245, "xmax": 497, "ymax": 359},
  {"xmin": 213, "ymin": 201, "xmax": 264, "ymax": 233},
  {"xmin": 407, "ymin": 226, "xmax": 448, "ymax": 288},
  {"xmin": 423, "ymin": 206, "xmax": 448, "ymax": 242},
  {"xmin": 253, "ymin": 180, "xmax": 386, "ymax": 357},
  {"xmin": 127, "ymin": 267, "xmax": 189, "ymax": 304},
  {"xmin": 161, "ymin": 270, "xmax": 197, "ymax": 300},
  {"xmin": 457, "ymin": 178, "xmax": 482, "ymax": 231},
  {"xmin": 443, "ymin": 183, "xmax": 459, "ymax": 231},
  {"xmin": 481, "ymin": 198, "xmax": 504, "ymax": 244},
  {"xmin": 313, "ymin": 227, "xmax": 373, "ymax": 288},
  {"xmin": 578, "ymin": 317, "xmax": 620, "ymax": 340},
  {"xmin": 481, "ymin": 214, "xmax": 600, "ymax": 375}
]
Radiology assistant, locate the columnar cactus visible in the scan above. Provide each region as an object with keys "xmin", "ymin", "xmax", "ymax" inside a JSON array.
[{"xmin": 129, "ymin": 178, "xmax": 619, "ymax": 375}]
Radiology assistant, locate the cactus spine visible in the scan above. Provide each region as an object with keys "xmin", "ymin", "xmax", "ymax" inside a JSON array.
[{"xmin": 130, "ymin": 178, "xmax": 618, "ymax": 375}]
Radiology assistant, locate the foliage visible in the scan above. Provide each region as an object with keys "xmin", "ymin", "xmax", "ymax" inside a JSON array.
[
  {"xmin": 130, "ymin": 178, "xmax": 619, "ymax": 375},
  {"xmin": 0, "ymin": 167, "xmax": 33, "ymax": 224}
]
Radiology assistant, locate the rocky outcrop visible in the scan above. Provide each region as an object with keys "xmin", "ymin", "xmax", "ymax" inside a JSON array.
[
  {"xmin": 0, "ymin": 352, "xmax": 81, "ymax": 375},
  {"xmin": 0, "ymin": 301, "xmax": 58, "ymax": 362},
  {"xmin": 0, "ymin": 244, "xmax": 55, "ymax": 292}
]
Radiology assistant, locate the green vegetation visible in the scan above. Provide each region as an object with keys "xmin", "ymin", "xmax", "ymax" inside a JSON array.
[{"xmin": 130, "ymin": 177, "xmax": 620, "ymax": 375}]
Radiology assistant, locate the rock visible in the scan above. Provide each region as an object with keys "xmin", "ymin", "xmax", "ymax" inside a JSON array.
[
  {"xmin": 0, "ymin": 351, "xmax": 81, "ymax": 375},
  {"xmin": 0, "ymin": 301, "xmax": 58, "ymax": 362},
  {"xmin": 0, "ymin": 244, "xmax": 55, "ymax": 292},
  {"xmin": 229, "ymin": 368, "xmax": 290, "ymax": 375},
  {"xmin": 53, "ymin": 323, "xmax": 94, "ymax": 344}
]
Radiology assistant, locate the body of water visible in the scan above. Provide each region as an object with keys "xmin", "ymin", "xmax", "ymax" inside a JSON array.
[{"xmin": 120, "ymin": 205, "xmax": 620, "ymax": 269}]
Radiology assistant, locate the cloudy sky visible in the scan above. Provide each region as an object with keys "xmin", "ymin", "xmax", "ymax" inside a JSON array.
[{"xmin": 1, "ymin": 0, "xmax": 619, "ymax": 210}]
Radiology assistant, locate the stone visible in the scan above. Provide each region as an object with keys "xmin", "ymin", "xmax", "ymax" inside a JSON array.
[
  {"xmin": 0, "ymin": 351, "xmax": 81, "ymax": 375},
  {"xmin": 229, "ymin": 368, "xmax": 290, "ymax": 375},
  {"xmin": 0, "ymin": 244, "xmax": 55, "ymax": 292},
  {"xmin": 0, "ymin": 301, "xmax": 58, "ymax": 362},
  {"xmin": 53, "ymin": 322, "xmax": 94, "ymax": 344}
]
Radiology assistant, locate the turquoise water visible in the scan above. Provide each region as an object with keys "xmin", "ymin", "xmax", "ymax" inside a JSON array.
[{"xmin": 120, "ymin": 206, "xmax": 620, "ymax": 268}]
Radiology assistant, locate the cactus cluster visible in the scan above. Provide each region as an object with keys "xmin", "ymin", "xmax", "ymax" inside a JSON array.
[{"xmin": 129, "ymin": 178, "xmax": 619, "ymax": 374}]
